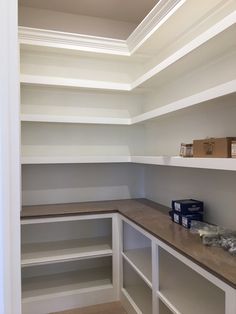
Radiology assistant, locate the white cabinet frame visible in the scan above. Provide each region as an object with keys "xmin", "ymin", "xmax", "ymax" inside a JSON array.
[{"xmin": 119, "ymin": 215, "xmax": 236, "ymax": 314}]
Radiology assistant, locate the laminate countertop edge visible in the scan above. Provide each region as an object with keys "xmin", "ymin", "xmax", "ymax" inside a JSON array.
[{"xmin": 21, "ymin": 198, "xmax": 236, "ymax": 289}]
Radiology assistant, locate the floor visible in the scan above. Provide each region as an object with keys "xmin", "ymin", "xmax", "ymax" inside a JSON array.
[{"xmin": 53, "ymin": 302, "xmax": 127, "ymax": 314}]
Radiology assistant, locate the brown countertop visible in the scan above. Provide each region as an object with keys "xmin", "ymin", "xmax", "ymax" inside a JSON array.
[{"xmin": 21, "ymin": 198, "xmax": 236, "ymax": 289}]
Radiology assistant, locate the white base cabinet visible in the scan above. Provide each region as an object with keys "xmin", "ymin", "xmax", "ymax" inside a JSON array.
[
  {"xmin": 21, "ymin": 213, "xmax": 120, "ymax": 314},
  {"xmin": 120, "ymin": 216, "xmax": 236, "ymax": 314}
]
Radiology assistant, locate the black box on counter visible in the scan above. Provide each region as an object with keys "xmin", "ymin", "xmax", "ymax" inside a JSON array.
[
  {"xmin": 169, "ymin": 210, "xmax": 203, "ymax": 229},
  {"xmin": 172, "ymin": 199, "xmax": 203, "ymax": 215}
]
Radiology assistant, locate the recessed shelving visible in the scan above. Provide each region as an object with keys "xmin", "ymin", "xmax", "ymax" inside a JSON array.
[{"xmin": 21, "ymin": 237, "xmax": 112, "ymax": 267}]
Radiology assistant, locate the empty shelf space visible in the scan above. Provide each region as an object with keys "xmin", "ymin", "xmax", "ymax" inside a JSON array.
[
  {"xmin": 158, "ymin": 248, "xmax": 225, "ymax": 314},
  {"xmin": 123, "ymin": 259, "xmax": 152, "ymax": 314},
  {"xmin": 22, "ymin": 266, "xmax": 112, "ymax": 300},
  {"xmin": 21, "ymin": 237, "xmax": 112, "ymax": 267},
  {"xmin": 123, "ymin": 247, "xmax": 152, "ymax": 285}
]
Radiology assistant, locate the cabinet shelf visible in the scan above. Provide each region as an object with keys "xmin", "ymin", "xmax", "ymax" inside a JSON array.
[
  {"xmin": 22, "ymin": 266, "xmax": 112, "ymax": 301},
  {"xmin": 21, "ymin": 237, "xmax": 112, "ymax": 267},
  {"xmin": 122, "ymin": 248, "xmax": 152, "ymax": 287}
]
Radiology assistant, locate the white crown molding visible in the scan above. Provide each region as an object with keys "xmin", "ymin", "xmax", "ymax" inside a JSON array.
[
  {"xmin": 19, "ymin": 27, "xmax": 130, "ymax": 56},
  {"xmin": 18, "ymin": 0, "xmax": 185, "ymax": 56},
  {"xmin": 127, "ymin": 0, "xmax": 186, "ymax": 54}
]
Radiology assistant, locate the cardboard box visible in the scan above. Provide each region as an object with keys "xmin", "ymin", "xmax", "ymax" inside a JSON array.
[{"xmin": 193, "ymin": 137, "xmax": 236, "ymax": 158}]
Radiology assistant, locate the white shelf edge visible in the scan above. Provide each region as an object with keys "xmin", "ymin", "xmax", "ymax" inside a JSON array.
[
  {"xmin": 20, "ymin": 74, "xmax": 132, "ymax": 91},
  {"xmin": 21, "ymin": 114, "xmax": 131, "ymax": 125},
  {"xmin": 21, "ymin": 155, "xmax": 132, "ymax": 165},
  {"xmin": 22, "ymin": 284, "xmax": 113, "ymax": 304},
  {"xmin": 157, "ymin": 291, "xmax": 182, "ymax": 314},
  {"xmin": 131, "ymin": 11, "xmax": 236, "ymax": 89},
  {"xmin": 21, "ymin": 250, "xmax": 112, "ymax": 268},
  {"xmin": 21, "ymin": 155, "xmax": 236, "ymax": 171},
  {"xmin": 131, "ymin": 80, "xmax": 236, "ymax": 124},
  {"xmin": 131, "ymin": 156, "xmax": 236, "ymax": 171},
  {"xmin": 122, "ymin": 252, "xmax": 152, "ymax": 289},
  {"xmin": 19, "ymin": 26, "xmax": 129, "ymax": 56},
  {"xmin": 127, "ymin": 0, "xmax": 185, "ymax": 54},
  {"xmin": 121, "ymin": 288, "xmax": 142, "ymax": 314}
]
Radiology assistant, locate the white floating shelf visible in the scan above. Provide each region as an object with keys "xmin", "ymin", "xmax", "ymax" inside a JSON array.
[
  {"xmin": 20, "ymin": 74, "xmax": 131, "ymax": 91},
  {"xmin": 21, "ymin": 81, "xmax": 236, "ymax": 125},
  {"xmin": 22, "ymin": 267, "xmax": 112, "ymax": 301},
  {"xmin": 132, "ymin": 81, "xmax": 236, "ymax": 124},
  {"xmin": 21, "ymin": 237, "xmax": 112, "ymax": 267},
  {"xmin": 21, "ymin": 114, "xmax": 131, "ymax": 125},
  {"xmin": 132, "ymin": 156, "xmax": 236, "ymax": 171},
  {"xmin": 21, "ymin": 155, "xmax": 236, "ymax": 171},
  {"xmin": 21, "ymin": 155, "xmax": 132, "ymax": 165},
  {"xmin": 132, "ymin": 12, "xmax": 236, "ymax": 89}
]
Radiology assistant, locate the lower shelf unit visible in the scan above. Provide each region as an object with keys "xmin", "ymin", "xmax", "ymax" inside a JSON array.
[
  {"xmin": 120, "ymin": 215, "xmax": 236, "ymax": 314},
  {"xmin": 21, "ymin": 213, "xmax": 119, "ymax": 314}
]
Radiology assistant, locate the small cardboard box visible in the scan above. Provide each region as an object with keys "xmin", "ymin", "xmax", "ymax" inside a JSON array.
[{"xmin": 193, "ymin": 137, "xmax": 236, "ymax": 158}]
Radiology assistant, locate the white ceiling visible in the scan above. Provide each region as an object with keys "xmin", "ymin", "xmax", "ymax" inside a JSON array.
[{"xmin": 18, "ymin": 0, "xmax": 158, "ymax": 24}]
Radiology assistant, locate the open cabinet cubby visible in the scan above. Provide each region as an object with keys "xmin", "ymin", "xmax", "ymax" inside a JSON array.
[
  {"xmin": 22, "ymin": 256, "xmax": 113, "ymax": 313},
  {"xmin": 123, "ymin": 221, "xmax": 152, "ymax": 286},
  {"xmin": 158, "ymin": 247, "xmax": 225, "ymax": 314},
  {"xmin": 123, "ymin": 258, "xmax": 152, "ymax": 314},
  {"xmin": 21, "ymin": 216, "xmax": 112, "ymax": 267}
]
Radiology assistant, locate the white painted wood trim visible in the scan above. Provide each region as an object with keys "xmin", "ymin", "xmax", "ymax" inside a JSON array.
[
  {"xmin": 127, "ymin": 0, "xmax": 186, "ymax": 54},
  {"xmin": 112, "ymin": 214, "xmax": 121, "ymax": 300},
  {"xmin": 0, "ymin": 0, "xmax": 21, "ymax": 313},
  {"xmin": 19, "ymin": 27, "xmax": 129, "ymax": 56},
  {"xmin": 21, "ymin": 213, "xmax": 114, "ymax": 224}
]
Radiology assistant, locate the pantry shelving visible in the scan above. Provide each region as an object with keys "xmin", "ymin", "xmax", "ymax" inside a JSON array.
[
  {"xmin": 18, "ymin": 0, "xmax": 236, "ymax": 313},
  {"xmin": 21, "ymin": 237, "xmax": 112, "ymax": 267}
]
